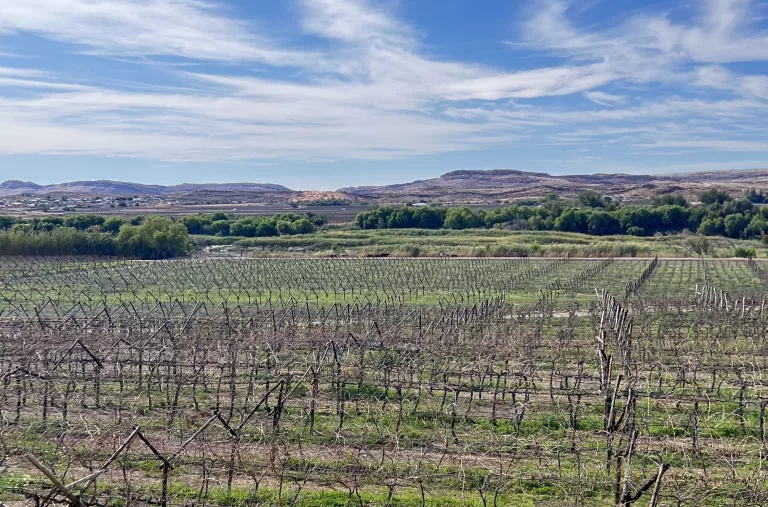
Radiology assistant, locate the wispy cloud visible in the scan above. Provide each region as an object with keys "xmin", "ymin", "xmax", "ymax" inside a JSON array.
[
  {"xmin": 741, "ymin": 75, "xmax": 768, "ymax": 100},
  {"xmin": 584, "ymin": 90, "xmax": 625, "ymax": 105},
  {"xmin": 0, "ymin": 0, "xmax": 313, "ymax": 65},
  {"xmin": 300, "ymin": 0, "xmax": 412, "ymax": 45},
  {"xmin": 0, "ymin": 0, "xmax": 765, "ymax": 172}
]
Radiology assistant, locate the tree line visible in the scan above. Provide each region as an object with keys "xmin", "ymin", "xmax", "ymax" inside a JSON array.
[
  {"xmin": 0, "ymin": 211, "xmax": 326, "ymax": 258},
  {"xmin": 0, "ymin": 215, "xmax": 189, "ymax": 258},
  {"xmin": 356, "ymin": 189, "xmax": 768, "ymax": 242},
  {"xmin": 1, "ymin": 211, "xmax": 324, "ymax": 238},
  {"xmin": 178, "ymin": 212, "xmax": 324, "ymax": 237}
]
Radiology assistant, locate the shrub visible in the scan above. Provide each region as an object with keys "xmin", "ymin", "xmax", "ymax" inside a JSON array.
[
  {"xmin": 102, "ymin": 216, "xmax": 127, "ymax": 234},
  {"xmin": 0, "ymin": 228, "xmax": 116, "ymax": 256},
  {"xmin": 115, "ymin": 216, "xmax": 190, "ymax": 259},
  {"xmin": 699, "ymin": 188, "xmax": 734, "ymax": 205},
  {"xmin": 734, "ymin": 247, "xmax": 756, "ymax": 258}
]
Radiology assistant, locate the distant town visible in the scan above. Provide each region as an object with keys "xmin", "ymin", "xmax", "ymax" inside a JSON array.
[{"xmin": 0, "ymin": 194, "xmax": 242, "ymax": 214}]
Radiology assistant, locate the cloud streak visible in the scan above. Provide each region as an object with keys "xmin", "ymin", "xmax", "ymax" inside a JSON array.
[
  {"xmin": 0, "ymin": 0, "xmax": 765, "ymax": 173},
  {"xmin": 0, "ymin": 0, "xmax": 313, "ymax": 65}
]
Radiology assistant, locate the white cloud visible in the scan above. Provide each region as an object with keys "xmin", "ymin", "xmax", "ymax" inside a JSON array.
[
  {"xmin": 0, "ymin": 0, "xmax": 765, "ymax": 170},
  {"xmin": 613, "ymin": 0, "xmax": 768, "ymax": 64},
  {"xmin": 518, "ymin": 0, "xmax": 680, "ymax": 84},
  {"xmin": 441, "ymin": 64, "xmax": 616, "ymax": 100},
  {"xmin": 0, "ymin": 66, "xmax": 93, "ymax": 90},
  {"xmin": 0, "ymin": 77, "xmax": 91, "ymax": 90},
  {"xmin": 0, "ymin": 66, "xmax": 47, "ymax": 77},
  {"xmin": 640, "ymin": 139, "xmax": 768, "ymax": 152},
  {"xmin": 741, "ymin": 75, "xmax": 768, "ymax": 100},
  {"xmin": 300, "ymin": 0, "xmax": 411, "ymax": 45},
  {"xmin": 675, "ymin": 0, "xmax": 768, "ymax": 63},
  {"xmin": 584, "ymin": 91, "xmax": 625, "ymax": 105},
  {"xmin": 695, "ymin": 66, "xmax": 734, "ymax": 89},
  {"xmin": 521, "ymin": 0, "xmax": 768, "ymax": 88},
  {"xmin": 0, "ymin": 0, "xmax": 313, "ymax": 65},
  {"xmin": 0, "ymin": 78, "xmax": 513, "ymax": 162}
]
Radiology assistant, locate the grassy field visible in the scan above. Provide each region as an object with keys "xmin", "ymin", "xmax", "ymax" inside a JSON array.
[
  {"xmin": 2, "ymin": 257, "xmax": 765, "ymax": 311},
  {"xmin": 2, "ymin": 257, "xmax": 768, "ymax": 506},
  {"xmin": 195, "ymin": 227, "xmax": 767, "ymax": 259}
]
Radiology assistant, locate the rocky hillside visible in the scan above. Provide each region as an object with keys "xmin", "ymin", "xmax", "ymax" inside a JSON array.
[
  {"xmin": 339, "ymin": 169, "xmax": 768, "ymax": 203},
  {"xmin": 3, "ymin": 168, "xmax": 768, "ymax": 203}
]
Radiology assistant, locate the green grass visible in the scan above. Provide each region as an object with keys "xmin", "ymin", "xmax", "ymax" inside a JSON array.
[{"xmin": 195, "ymin": 227, "xmax": 768, "ymax": 259}]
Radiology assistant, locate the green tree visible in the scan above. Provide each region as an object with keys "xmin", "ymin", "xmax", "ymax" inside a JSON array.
[
  {"xmin": 387, "ymin": 208, "xmax": 416, "ymax": 228},
  {"xmin": 723, "ymin": 213, "xmax": 750, "ymax": 238},
  {"xmin": 652, "ymin": 194, "xmax": 688, "ymax": 207},
  {"xmin": 276, "ymin": 220, "xmax": 295, "ymax": 235},
  {"xmin": 554, "ymin": 209, "xmax": 590, "ymax": 233},
  {"xmin": 413, "ymin": 207, "xmax": 444, "ymax": 229},
  {"xmin": 527, "ymin": 215, "xmax": 549, "ymax": 231},
  {"xmin": 63, "ymin": 214, "xmax": 105, "ymax": 230},
  {"xmin": 744, "ymin": 188, "xmax": 766, "ymax": 203},
  {"xmin": 587, "ymin": 211, "xmax": 621, "ymax": 235},
  {"xmin": 616, "ymin": 207, "xmax": 661, "ymax": 235},
  {"xmin": 444, "ymin": 207, "xmax": 483, "ymax": 229},
  {"xmin": 291, "ymin": 218, "xmax": 315, "ymax": 234},
  {"xmin": 699, "ymin": 188, "xmax": 733, "ymax": 206},
  {"xmin": 115, "ymin": 216, "xmax": 190, "ymax": 259},
  {"xmin": 102, "ymin": 217, "xmax": 127, "ymax": 234},
  {"xmin": 698, "ymin": 217, "xmax": 724, "ymax": 236},
  {"xmin": 734, "ymin": 247, "xmax": 756, "ymax": 258},
  {"xmin": 745, "ymin": 215, "xmax": 768, "ymax": 238},
  {"xmin": 0, "ymin": 216, "xmax": 18, "ymax": 230},
  {"xmin": 35, "ymin": 217, "xmax": 64, "ymax": 232},
  {"xmin": 256, "ymin": 221, "xmax": 277, "ymax": 237},
  {"xmin": 577, "ymin": 191, "xmax": 608, "ymax": 208},
  {"xmin": 687, "ymin": 206, "xmax": 709, "ymax": 231},
  {"xmin": 180, "ymin": 215, "xmax": 211, "ymax": 235},
  {"xmin": 0, "ymin": 228, "xmax": 115, "ymax": 256},
  {"xmin": 210, "ymin": 220, "xmax": 230, "ymax": 236},
  {"xmin": 722, "ymin": 198, "xmax": 755, "ymax": 216},
  {"xmin": 11, "ymin": 223, "xmax": 33, "ymax": 233},
  {"xmin": 660, "ymin": 205, "xmax": 691, "ymax": 231}
]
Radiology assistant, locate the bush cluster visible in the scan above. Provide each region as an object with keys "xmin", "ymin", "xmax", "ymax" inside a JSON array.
[
  {"xmin": 179, "ymin": 212, "xmax": 324, "ymax": 237},
  {"xmin": 0, "ymin": 211, "xmax": 327, "ymax": 258},
  {"xmin": 356, "ymin": 190, "xmax": 768, "ymax": 242},
  {"xmin": 0, "ymin": 216, "xmax": 189, "ymax": 258}
]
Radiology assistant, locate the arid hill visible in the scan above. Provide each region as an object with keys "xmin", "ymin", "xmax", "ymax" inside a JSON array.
[
  {"xmin": 0, "ymin": 180, "xmax": 293, "ymax": 197},
  {"xmin": 3, "ymin": 168, "xmax": 768, "ymax": 204},
  {"xmin": 339, "ymin": 169, "xmax": 768, "ymax": 203}
]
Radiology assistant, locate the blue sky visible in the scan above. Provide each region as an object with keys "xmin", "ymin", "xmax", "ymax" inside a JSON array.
[{"xmin": 0, "ymin": 0, "xmax": 767, "ymax": 190}]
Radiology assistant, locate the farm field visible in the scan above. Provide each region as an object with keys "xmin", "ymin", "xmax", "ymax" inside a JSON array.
[
  {"xmin": 200, "ymin": 228, "xmax": 767, "ymax": 259},
  {"xmin": 2, "ymin": 256, "xmax": 768, "ymax": 506}
]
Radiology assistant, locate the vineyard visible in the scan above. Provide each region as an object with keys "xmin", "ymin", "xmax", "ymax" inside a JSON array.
[{"xmin": 2, "ymin": 256, "xmax": 768, "ymax": 506}]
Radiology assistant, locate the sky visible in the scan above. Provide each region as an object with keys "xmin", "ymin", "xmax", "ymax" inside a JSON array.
[{"xmin": 0, "ymin": 0, "xmax": 767, "ymax": 190}]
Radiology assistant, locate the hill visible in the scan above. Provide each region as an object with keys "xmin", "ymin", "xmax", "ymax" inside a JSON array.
[
  {"xmin": 0, "ymin": 180, "xmax": 293, "ymax": 197},
  {"xmin": 3, "ymin": 168, "xmax": 768, "ymax": 203},
  {"xmin": 339, "ymin": 168, "xmax": 768, "ymax": 203}
]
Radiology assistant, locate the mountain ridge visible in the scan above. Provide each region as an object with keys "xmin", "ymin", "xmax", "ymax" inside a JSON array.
[
  {"xmin": 2, "ymin": 168, "xmax": 767, "ymax": 201},
  {"xmin": 0, "ymin": 180, "xmax": 294, "ymax": 196},
  {"xmin": 338, "ymin": 168, "xmax": 768, "ymax": 202}
]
